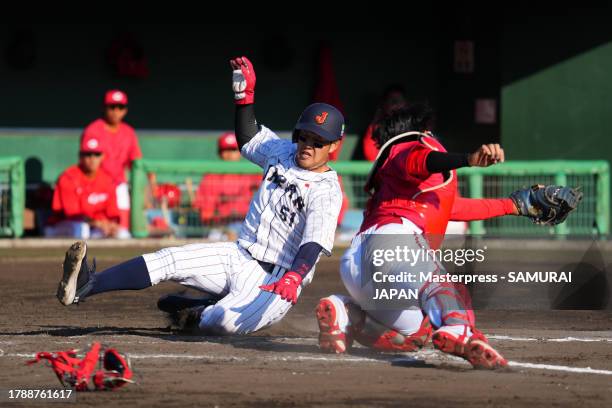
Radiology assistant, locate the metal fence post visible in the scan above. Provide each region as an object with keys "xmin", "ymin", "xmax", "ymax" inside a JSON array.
[
  {"xmin": 130, "ymin": 160, "xmax": 148, "ymax": 238},
  {"xmin": 468, "ymin": 173, "xmax": 485, "ymax": 235},
  {"xmin": 596, "ymin": 162, "xmax": 610, "ymax": 236},
  {"xmin": 10, "ymin": 158, "xmax": 25, "ymax": 238},
  {"xmin": 554, "ymin": 172, "xmax": 568, "ymax": 235}
]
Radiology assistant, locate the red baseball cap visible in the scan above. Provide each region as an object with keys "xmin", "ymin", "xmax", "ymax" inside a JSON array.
[
  {"xmin": 218, "ymin": 132, "xmax": 238, "ymax": 151},
  {"xmin": 104, "ymin": 89, "xmax": 128, "ymax": 105},
  {"xmin": 80, "ymin": 135, "xmax": 104, "ymax": 153}
]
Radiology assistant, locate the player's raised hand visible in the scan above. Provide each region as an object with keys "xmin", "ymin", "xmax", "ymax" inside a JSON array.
[
  {"xmin": 230, "ymin": 56, "xmax": 256, "ymax": 105},
  {"xmin": 468, "ymin": 143, "xmax": 505, "ymax": 167},
  {"xmin": 260, "ymin": 271, "xmax": 302, "ymax": 305}
]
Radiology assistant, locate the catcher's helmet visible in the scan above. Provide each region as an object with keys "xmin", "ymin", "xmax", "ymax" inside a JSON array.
[{"xmin": 292, "ymin": 103, "xmax": 344, "ymax": 143}]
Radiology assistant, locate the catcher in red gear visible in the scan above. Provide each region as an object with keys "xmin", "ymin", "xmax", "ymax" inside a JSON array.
[{"xmin": 316, "ymin": 104, "xmax": 581, "ymax": 369}]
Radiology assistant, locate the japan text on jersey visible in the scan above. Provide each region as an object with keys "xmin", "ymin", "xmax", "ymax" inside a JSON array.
[{"xmin": 238, "ymin": 126, "xmax": 343, "ymax": 273}]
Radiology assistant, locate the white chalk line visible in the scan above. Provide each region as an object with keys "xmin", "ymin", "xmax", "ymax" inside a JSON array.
[
  {"xmin": 508, "ymin": 361, "xmax": 612, "ymax": 376},
  {"xmin": 488, "ymin": 335, "xmax": 612, "ymax": 343},
  {"xmin": 4, "ymin": 335, "xmax": 612, "ymax": 345},
  {"xmin": 3, "ymin": 348, "xmax": 612, "ymax": 376},
  {"xmin": 0, "ymin": 350, "xmax": 385, "ymax": 364}
]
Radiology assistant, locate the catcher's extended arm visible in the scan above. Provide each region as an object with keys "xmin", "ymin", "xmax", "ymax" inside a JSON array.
[{"xmin": 509, "ymin": 185, "xmax": 583, "ymax": 225}]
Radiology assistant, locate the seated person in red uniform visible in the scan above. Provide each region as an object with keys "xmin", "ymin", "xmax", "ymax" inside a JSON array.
[
  {"xmin": 194, "ymin": 132, "xmax": 261, "ymax": 239},
  {"xmin": 81, "ymin": 90, "xmax": 143, "ymax": 229},
  {"xmin": 45, "ymin": 136, "xmax": 130, "ymax": 239}
]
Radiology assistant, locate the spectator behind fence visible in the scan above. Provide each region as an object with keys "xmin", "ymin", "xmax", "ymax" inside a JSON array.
[
  {"xmin": 81, "ymin": 90, "xmax": 143, "ymax": 230},
  {"xmin": 194, "ymin": 132, "xmax": 261, "ymax": 239},
  {"xmin": 362, "ymin": 85, "xmax": 408, "ymax": 161},
  {"xmin": 45, "ymin": 136, "xmax": 130, "ymax": 239}
]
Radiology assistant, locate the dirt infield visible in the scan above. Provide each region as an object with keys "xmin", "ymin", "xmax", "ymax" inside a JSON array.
[{"xmin": 1, "ymin": 246, "xmax": 612, "ymax": 407}]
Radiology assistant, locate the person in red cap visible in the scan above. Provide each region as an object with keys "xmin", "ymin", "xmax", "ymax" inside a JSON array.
[
  {"xmin": 217, "ymin": 131, "xmax": 243, "ymax": 161},
  {"xmin": 81, "ymin": 90, "xmax": 143, "ymax": 231},
  {"xmin": 194, "ymin": 132, "xmax": 261, "ymax": 240},
  {"xmin": 45, "ymin": 136, "xmax": 129, "ymax": 239}
]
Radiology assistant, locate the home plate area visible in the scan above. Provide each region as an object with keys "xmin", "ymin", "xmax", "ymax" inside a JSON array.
[{"xmin": 1, "ymin": 247, "xmax": 611, "ymax": 407}]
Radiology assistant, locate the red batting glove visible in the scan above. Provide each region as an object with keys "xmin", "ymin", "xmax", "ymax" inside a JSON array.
[
  {"xmin": 230, "ymin": 56, "xmax": 256, "ymax": 105},
  {"xmin": 260, "ymin": 271, "xmax": 302, "ymax": 305}
]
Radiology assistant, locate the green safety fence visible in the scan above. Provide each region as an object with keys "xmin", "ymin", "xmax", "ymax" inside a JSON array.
[
  {"xmin": 457, "ymin": 161, "xmax": 609, "ymax": 236},
  {"xmin": 130, "ymin": 159, "xmax": 609, "ymax": 238},
  {"xmin": 0, "ymin": 157, "xmax": 25, "ymax": 237}
]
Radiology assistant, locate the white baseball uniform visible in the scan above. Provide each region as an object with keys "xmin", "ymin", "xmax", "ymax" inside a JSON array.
[
  {"xmin": 339, "ymin": 218, "xmax": 427, "ymax": 335},
  {"xmin": 143, "ymin": 125, "xmax": 343, "ymax": 334}
]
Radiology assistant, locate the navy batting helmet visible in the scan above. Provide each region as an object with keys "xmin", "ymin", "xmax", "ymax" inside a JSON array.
[{"xmin": 292, "ymin": 103, "xmax": 344, "ymax": 143}]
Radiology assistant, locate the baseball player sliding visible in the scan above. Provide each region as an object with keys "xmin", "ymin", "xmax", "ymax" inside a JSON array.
[
  {"xmin": 56, "ymin": 56, "xmax": 344, "ymax": 335},
  {"xmin": 316, "ymin": 104, "xmax": 582, "ymax": 369}
]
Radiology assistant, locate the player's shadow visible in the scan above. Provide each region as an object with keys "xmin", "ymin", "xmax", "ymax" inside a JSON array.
[
  {"xmin": 142, "ymin": 331, "xmax": 324, "ymax": 354},
  {"xmin": 196, "ymin": 335, "xmax": 321, "ymax": 354},
  {"xmin": 2, "ymin": 325, "xmax": 452, "ymax": 371},
  {"xmin": 0, "ymin": 325, "xmax": 174, "ymax": 339},
  {"xmin": 170, "ymin": 334, "xmax": 440, "ymax": 369},
  {"xmin": 2, "ymin": 325, "xmax": 442, "ymax": 369}
]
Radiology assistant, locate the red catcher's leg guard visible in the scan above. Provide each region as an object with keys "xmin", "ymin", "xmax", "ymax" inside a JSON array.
[
  {"xmin": 26, "ymin": 343, "xmax": 101, "ymax": 391},
  {"xmin": 27, "ymin": 350, "xmax": 82, "ymax": 388},
  {"xmin": 74, "ymin": 342, "xmax": 102, "ymax": 391},
  {"xmin": 353, "ymin": 316, "xmax": 433, "ymax": 352}
]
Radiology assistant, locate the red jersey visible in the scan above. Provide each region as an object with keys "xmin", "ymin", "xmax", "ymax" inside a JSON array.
[
  {"xmin": 362, "ymin": 123, "xmax": 379, "ymax": 161},
  {"xmin": 329, "ymin": 138, "xmax": 343, "ymax": 161},
  {"xmin": 81, "ymin": 118, "xmax": 142, "ymax": 184},
  {"xmin": 195, "ymin": 174, "xmax": 261, "ymax": 223},
  {"xmin": 50, "ymin": 165, "xmax": 120, "ymax": 223},
  {"xmin": 361, "ymin": 134, "xmax": 515, "ymax": 247}
]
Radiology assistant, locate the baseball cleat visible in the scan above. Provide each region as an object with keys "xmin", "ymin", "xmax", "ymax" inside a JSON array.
[
  {"xmin": 371, "ymin": 316, "xmax": 432, "ymax": 352},
  {"xmin": 316, "ymin": 297, "xmax": 352, "ymax": 354},
  {"xmin": 157, "ymin": 293, "xmax": 219, "ymax": 314},
  {"xmin": 56, "ymin": 241, "xmax": 96, "ymax": 306},
  {"xmin": 170, "ymin": 305, "xmax": 206, "ymax": 332},
  {"xmin": 351, "ymin": 314, "xmax": 432, "ymax": 352},
  {"xmin": 432, "ymin": 327, "xmax": 508, "ymax": 369}
]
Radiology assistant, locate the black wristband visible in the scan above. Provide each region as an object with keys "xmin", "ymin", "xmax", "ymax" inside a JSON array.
[{"xmin": 290, "ymin": 242, "xmax": 323, "ymax": 278}]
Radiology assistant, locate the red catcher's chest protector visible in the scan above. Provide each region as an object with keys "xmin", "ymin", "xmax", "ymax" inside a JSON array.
[{"xmin": 362, "ymin": 132, "xmax": 458, "ymax": 249}]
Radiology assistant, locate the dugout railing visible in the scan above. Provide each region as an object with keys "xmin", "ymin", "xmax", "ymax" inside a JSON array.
[
  {"xmin": 0, "ymin": 157, "xmax": 25, "ymax": 238},
  {"xmin": 130, "ymin": 159, "xmax": 610, "ymax": 238}
]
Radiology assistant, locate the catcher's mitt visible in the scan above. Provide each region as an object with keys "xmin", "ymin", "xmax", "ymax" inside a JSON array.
[{"xmin": 509, "ymin": 185, "xmax": 583, "ymax": 225}]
